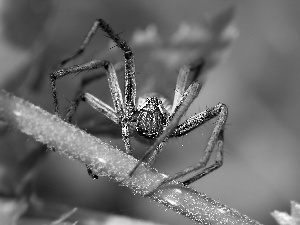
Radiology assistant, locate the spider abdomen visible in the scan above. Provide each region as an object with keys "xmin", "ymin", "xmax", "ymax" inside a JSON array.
[
  {"xmin": 136, "ymin": 110, "xmax": 165, "ymax": 139},
  {"xmin": 136, "ymin": 97, "xmax": 168, "ymax": 139}
]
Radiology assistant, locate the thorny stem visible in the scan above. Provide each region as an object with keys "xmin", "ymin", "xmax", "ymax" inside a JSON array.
[{"xmin": 0, "ymin": 90, "xmax": 262, "ymax": 225}]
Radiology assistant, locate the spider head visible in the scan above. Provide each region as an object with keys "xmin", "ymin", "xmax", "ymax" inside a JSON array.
[{"xmin": 135, "ymin": 96, "xmax": 169, "ymax": 139}]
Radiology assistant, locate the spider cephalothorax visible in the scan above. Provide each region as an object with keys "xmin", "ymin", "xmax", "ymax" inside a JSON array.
[{"xmin": 50, "ymin": 19, "xmax": 228, "ymax": 194}]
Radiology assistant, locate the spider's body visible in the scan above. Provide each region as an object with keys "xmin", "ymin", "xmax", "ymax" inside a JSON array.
[
  {"xmin": 50, "ymin": 19, "xmax": 228, "ymax": 193},
  {"xmin": 135, "ymin": 96, "xmax": 169, "ymax": 139}
]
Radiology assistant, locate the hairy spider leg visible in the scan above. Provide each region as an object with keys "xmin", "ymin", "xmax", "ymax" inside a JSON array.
[
  {"xmin": 50, "ymin": 60, "xmax": 123, "ymax": 116},
  {"xmin": 146, "ymin": 143, "xmax": 164, "ymax": 168},
  {"xmin": 146, "ymin": 78, "xmax": 204, "ymax": 166},
  {"xmin": 60, "ymin": 19, "xmax": 136, "ymax": 117},
  {"xmin": 56, "ymin": 19, "xmax": 136, "ymax": 154},
  {"xmin": 183, "ymin": 129, "xmax": 224, "ymax": 186},
  {"xmin": 71, "ymin": 91, "xmax": 131, "ymax": 156},
  {"xmin": 146, "ymin": 61, "xmax": 206, "ymax": 169},
  {"xmin": 171, "ymin": 65, "xmax": 190, "ymax": 113},
  {"xmin": 147, "ymin": 65, "xmax": 196, "ymax": 166},
  {"xmin": 171, "ymin": 60, "xmax": 205, "ymax": 114},
  {"xmin": 76, "ymin": 93, "xmax": 119, "ymax": 123},
  {"xmin": 66, "ymin": 90, "xmax": 122, "ymax": 138},
  {"xmin": 129, "ymin": 81, "xmax": 202, "ymax": 176},
  {"xmin": 146, "ymin": 62, "xmax": 206, "ymax": 164},
  {"xmin": 145, "ymin": 103, "xmax": 228, "ymax": 196},
  {"xmin": 50, "ymin": 59, "xmax": 135, "ymax": 154},
  {"xmin": 65, "ymin": 62, "xmax": 123, "ymax": 123}
]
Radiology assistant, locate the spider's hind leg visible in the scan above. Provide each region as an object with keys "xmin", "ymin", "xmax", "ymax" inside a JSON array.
[
  {"xmin": 183, "ymin": 129, "xmax": 224, "ymax": 185},
  {"xmin": 145, "ymin": 103, "xmax": 228, "ymax": 196},
  {"xmin": 60, "ymin": 19, "xmax": 106, "ymax": 66}
]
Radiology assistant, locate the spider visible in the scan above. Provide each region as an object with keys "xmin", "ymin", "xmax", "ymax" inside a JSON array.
[{"xmin": 49, "ymin": 19, "xmax": 228, "ymax": 194}]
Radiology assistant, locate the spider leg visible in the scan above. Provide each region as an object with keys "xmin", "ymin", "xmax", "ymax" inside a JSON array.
[
  {"xmin": 97, "ymin": 19, "xmax": 137, "ymax": 116},
  {"xmin": 60, "ymin": 19, "xmax": 136, "ymax": 116},
  {"xmin": 65, "ymin": 62, "xmax": 124, "ymax": 123},
  {"xmin": 68, "ymin": 92, "xmax": 119, "ymax": 123},
  {"xmin": 60, "ymin": 20, "xmax": 99, "ymax": 66},
  {"xmin": 146, "ymin": 103, "xmax": 228, "ymax": 196},
  {"xmin": 145, "ymin": 142, "xmax": 165, "ymax": 167},
  {"xmin": 183, "ymin": 130, "xmax": 224, "ymax": 186},
  {"xmin": 171, "ymin": 60, "xmax": 205, "ymax": 114},
  {"xmin": 64, "ymin": 74, "xmax": 107, "ymax": 123},
  {"xmin": 171, "ymin": 65, "xmax": 189, "ymax": 113},
  {"xmin": 50, "ymin": 60, "xmax": 123, "ymax": 117},
  {"xmin": 56, "ymin": 19, "xmax": 136, "ymax": 154},
  {"xmin": 51, "ymin": 60, "xmax": 133, "ymax": 154},
  {"xmin": 143, "ymin": 63, "xmax": 205, "ymax": 165},
  {"xmin": 121, "ymin": 124, "xmax": 132, "ymax": 155},
  {"xmin": 128, "ymin": 81, "xmax": 202, "ymax": 176},
  {"xmin": 94, "ymin": 19, "xmax": 136, "ymax": 154}
]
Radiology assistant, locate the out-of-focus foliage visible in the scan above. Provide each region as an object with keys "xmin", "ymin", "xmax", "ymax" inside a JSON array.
[
  {"xmin": 128, "ymin": 7, "xmax": 237, "ymax": 100},
  {"xmin": 1, "ymin": 0, "xmax": 53, "ymax": 48},
  {"xmin": 272, "ymin": 201, "xmax": 300, "ymax": 225},
  {"xmin": 0, "ymin": 198, "xmax": 27, "ymax": 225}
]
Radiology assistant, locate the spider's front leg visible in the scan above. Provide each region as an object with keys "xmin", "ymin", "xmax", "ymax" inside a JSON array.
[
  {"xmin": 59, "ymin": 18, "xmax": 136, "ymax": 154},
  {"xmin": 59, "ymin": 18, "xmax": 137, "ymax": 117},
  {"xmin": 65, "ymin": 62, "xmax": 124, "ymax": 124},
  {"xmin": 95, "ymin": 19, "xmax": 137, "ymax": 154},
  {"xmin": 50, "ymin": 60, "xmax": 123, "ymax": 117}
]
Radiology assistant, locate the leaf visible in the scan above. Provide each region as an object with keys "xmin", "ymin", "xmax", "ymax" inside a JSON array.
[
  {"xmin": 0, "ymin": 198, "xmax": 27, "ymax": 225},
  {"xmin": 22, "ymin": 200, "xmax": 166, "ymax": 225},
  {"xmin": 272, "ymin": 201, "xmax": 300, "ymax": 225},
  {"xmin": 130, "ymin": 6, "xmax": 238, "ymax": 99}
]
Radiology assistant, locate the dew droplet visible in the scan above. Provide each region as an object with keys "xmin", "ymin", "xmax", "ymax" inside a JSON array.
[
  {"xmin": 161, "ymin": 173, "xmax": 168, "ymax": 178},
  {"xmin": 165, "ymin": 198, "xmax": 179, "ymax": 206},
  {"xmin": 173, "ymin": 188, "xmax": 182, "ymax": 194}
]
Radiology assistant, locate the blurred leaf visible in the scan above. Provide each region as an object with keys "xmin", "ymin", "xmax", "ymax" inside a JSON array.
[
  {"xmin": 0, "ymin": 198, "xmax": 27, "ymax": 225},
  {"xmin": 50, "ymin": 207, "xmax": 78, "ymax": 225},
  {"xmin": 272, "ymin": 201, "xmax": 300, "ymax": 225},
  {"xmin": 1, "ymin": 0, "xmax": 54, "ymax": 48},
  {"xmin": 0, "ymin": 0, "xmax": 55, "ymax": 201},
  {"xmin": 130, "ymin": 6, "xmax": 238, "ymax": 100},
  {"xmin": 21, "ymin": 199, "xmax": 167, "ymax": 225}
]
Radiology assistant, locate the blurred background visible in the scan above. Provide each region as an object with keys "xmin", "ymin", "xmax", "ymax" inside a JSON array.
[{"xmin": 0, "ymin": 0, "xmax": 299, "ymax": 224}]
